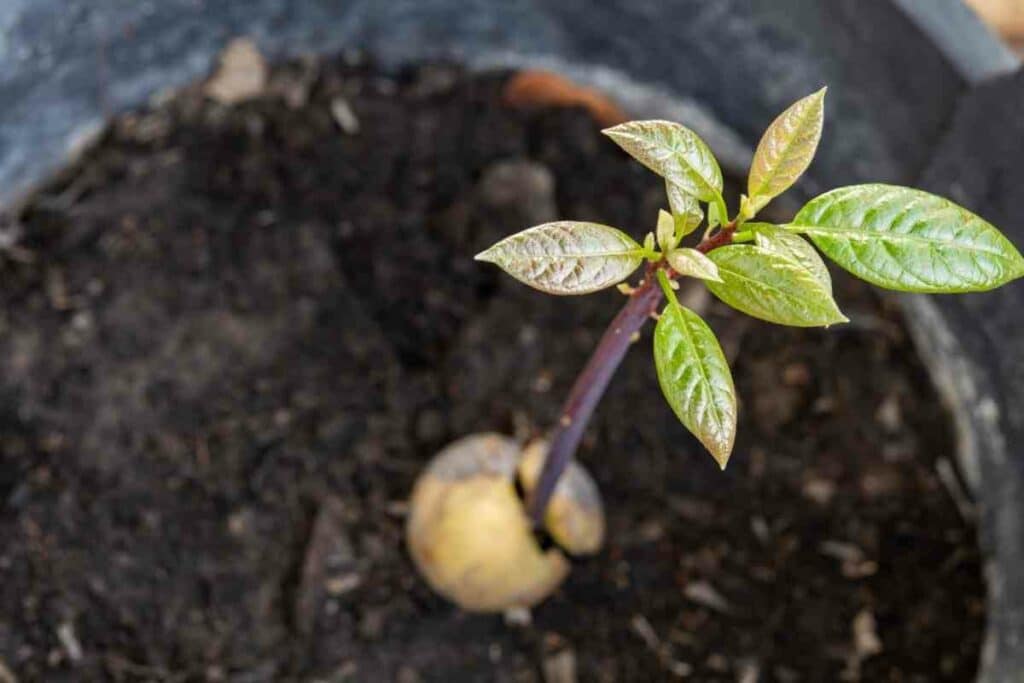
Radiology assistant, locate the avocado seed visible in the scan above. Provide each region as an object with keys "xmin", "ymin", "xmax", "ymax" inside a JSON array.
[{"xmin": 406, "ymin": 433, "xmax": 604, "ymax": 612}]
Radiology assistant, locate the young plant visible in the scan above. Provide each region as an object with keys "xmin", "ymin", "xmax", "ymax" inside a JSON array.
[{"xmin": 475, "ymin": 87, "xmax": 1024, "ymax": 526}]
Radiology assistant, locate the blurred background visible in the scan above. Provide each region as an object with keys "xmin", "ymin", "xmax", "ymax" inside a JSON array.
[{"xmin": 968, "ymin": 0, "xmax": 1024, "ymax": 53}]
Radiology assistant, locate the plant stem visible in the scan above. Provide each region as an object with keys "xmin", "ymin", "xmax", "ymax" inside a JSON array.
[
  {"xmin": 655, "ymin": 269, "xmax": 679, "ymax": 305},
  {"xmin": 526, "ymin": 276, "xmax": 663, "ymax": 525},
  {"xmin": 527, "ymin": 221, "xmax": 738, "ymax": 527},
  {"xmin": 695, "ymin": 222, "xmax": 736, "ymax": 254}
]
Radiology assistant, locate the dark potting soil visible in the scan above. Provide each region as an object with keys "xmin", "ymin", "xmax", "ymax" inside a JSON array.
[{"xmin": 0, "ymin": 59, "xmax": 984, "ymax": 682}]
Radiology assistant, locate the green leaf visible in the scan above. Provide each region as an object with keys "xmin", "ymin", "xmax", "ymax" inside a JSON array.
[
  {"xmin": 751, "ymin": 223, "xmax": 831, "ymax": 289},
  {"xmin": 707, "ymin": 200, "xmax": 723, "ymax": 229},
  {"xmin": 792, "ymin": 184, "xmax": 1024, "ymax": 293},
  {"xmin": 654, "ymin": 301, "xmax": 736, "ymax": 469},
  {"xmin": 475, "ymin": 221, "xmax": 644, "ymax": 295},
  {"xmin": 603, "ymin": 120, "xmax": 723, "ymax": 202},
  {"xmin": 656, "ymin": 210, "xmax": 677, "ymax": 252},
  {"xmin": 747, "ymin": 88, "xmax": 826, "ymax": 214},
  {"xmin": 666, "ymin": 181, "xmax": 703, "ymax": 238},
  {"xmin": 706, "ymin": 245, "xmax": 848, "ymax": 327},
  {"xmin": 667, "ymin": 248, "xmax": 722, "ymax": 283}
]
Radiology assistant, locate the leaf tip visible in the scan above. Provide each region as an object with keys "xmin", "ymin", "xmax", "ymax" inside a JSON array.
[
  {"xmin": 474, "ymin": 247, "xmax": 496, "ymax": 263},
  {"xmin": 711, "ymin": 447, "xmax": 731, "ymax": 471},
  {"xmin": 600, "ymin": 123, "xmax": 625, "ymax": 138},
  {"xmin": 825, "ymin": 312, "xmax": 850, "ymax": 328},
  {"xmin": 706, "ymin": 427, "xmax": 735, "ymax": 472},
  {"xmin": 1011, "ymin": 249, "xmax": 1024, "ymax": 280}
]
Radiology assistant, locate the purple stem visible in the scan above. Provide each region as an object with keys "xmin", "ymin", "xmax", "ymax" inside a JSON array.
[
  {"xmin": 527, "ymin": 279, "xmax": 663, "ymax": 524},
  {"xmin": 525, "ymin": 223, "xmax": 736, "ymax": 526}
]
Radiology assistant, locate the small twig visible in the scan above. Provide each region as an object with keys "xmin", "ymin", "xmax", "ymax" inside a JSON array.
[{"xmin": 630, "ymin": 614, "xmax": 693, "ymax": 678}]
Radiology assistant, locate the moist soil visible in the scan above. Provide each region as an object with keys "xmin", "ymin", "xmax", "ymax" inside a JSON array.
[{"xmin": 0, "ymin": 59, "xmax": 984, "ymax": 682}]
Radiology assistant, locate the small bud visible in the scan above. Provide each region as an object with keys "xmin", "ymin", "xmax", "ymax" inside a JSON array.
[
  {"xmin": 656, "ymin": 209, "xmax": 677, "ymax": 252},
  {"xmin": 643, "ymin": 232, "xmax": 655, "ymax": 251}
]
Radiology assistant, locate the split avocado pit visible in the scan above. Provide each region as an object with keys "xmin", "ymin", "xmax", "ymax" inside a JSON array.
[{"xmin": 406, "ymin": 433, "xmax": 605, "ymax": 612}]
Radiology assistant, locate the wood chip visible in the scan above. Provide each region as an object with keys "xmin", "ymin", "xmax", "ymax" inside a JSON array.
[
  {"xmin": 324, "ymin": 572, "xmax": 362, "ymax": 596},
  {"xmin": 630, "ymin": 615, "xmax": 693, "ymax": 678},
  {"xmin": 503, "ymin": 606, "xmax": 532, "ymax": 627},
  {"xmin": 838, "ymin": 608, "xmax": 884, "ymax": 680},
  {"xmin": 801, "ymin": 476, "xmax": 836, "ymax": 506},
  {"xmin": 205, "ymin": 38, "xmax": 267, "ymax": 105},
  {"xmin": 683, "ymin": 581, "xmax": 731, "ymax": 614},
  {"xmin": 57, "ymin": 621, "xmax": 83, "ymax": 663},
  {"xmin": 820, "ymin": 540, "xmax": 864, "ymax": 563},
  {"xmin": 294, "ymin": 496, "xmax": 358, "ymax": 636},
  {"xmin": 331, "ymin": 97, "xmax": 360, "ymax": 134},
  {"xmin": 631, "ymin": 614, "xmax": 661, "ymax": 651},
  {"xmin": 542, "ymin": 648, "xmax": 577, "ymax": 683},
  {"xmin": 852, "ymin": 609, "xmax": 883, "ymax": 659},
  {"xmin": 820, "ymin": 540, "xmax": 878, "ymax": 579}
]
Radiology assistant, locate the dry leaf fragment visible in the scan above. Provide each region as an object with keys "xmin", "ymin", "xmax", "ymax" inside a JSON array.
[{"xmin": 503, "ymin": 70, "xmax": 627, "ymax": 127}]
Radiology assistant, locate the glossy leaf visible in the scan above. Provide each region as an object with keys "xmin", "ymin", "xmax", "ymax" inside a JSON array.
[
  {"xmin": 667, "ymin": 248, "xmax": 722, "ymax": 283},
  {"xmin": 706, "ymin": 245, "xmax": 848, "ymax": 327},
  {"xmin": 656, "ymin": 210, "xmax": 677, "ymax": 252},
  {"xmin": 707, "ymin": 200, "xmax": 723, "ymax": 229},
  {"xmin": 666, "ymin": 181, "xmax": 703, "ymax": 237},
  {"xmin": 654, "ymin": 302, "xmax": 736, "ymax": 469},
  {"xmin": 747, "ymin": 88, "xmax": 826, "ymax": 214},
  {"xmin": 793, "ymin": 184, "xmax": 1024, "ymax": 293},
  {"xmin": 603, "ymin": 120, "xmax": 723, "ymax": 202},
  {"xmin": 751, "ymin": 223, "xmax": 831, "ymax": 289},
  {"xmin": 475, "ymin": 222, "xmax": 644, "ymax": 295}
]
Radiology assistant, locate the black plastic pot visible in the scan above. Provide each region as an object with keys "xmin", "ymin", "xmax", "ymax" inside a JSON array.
[{"xmin": 1, "ymin": 1, "xmax": 1021, "ymax": 680}]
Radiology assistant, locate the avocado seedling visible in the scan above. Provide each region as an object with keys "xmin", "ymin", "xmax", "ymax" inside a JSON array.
[{"xmin": 407, "ymin": 88, "xmax": 1024, "ymax": 611}]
